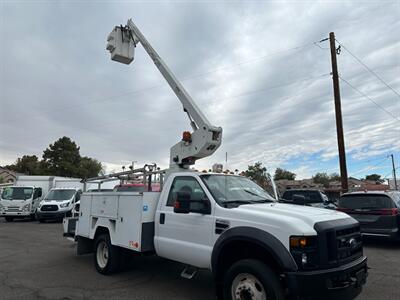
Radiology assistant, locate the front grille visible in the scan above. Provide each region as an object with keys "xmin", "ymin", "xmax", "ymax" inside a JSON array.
[
  {"xmin": 7, "ymin": 206, "xmax": 21, "ymax": 212},
  {"xmin": 334, "ymin": 225, "xmax": 362, "ymax": 264},
  {"xmin": 41, "ymin": 205, "xmax": 58, "ymax": 212},
  {"xmin": 315, "ymin": 219, "xmax": 363, "ymax": 268}
]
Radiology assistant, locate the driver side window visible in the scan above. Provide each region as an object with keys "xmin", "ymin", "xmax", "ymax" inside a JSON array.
[
  {"xmin": 166, "ymin": 177, "xmax": 207, "ymax": 207},
  {"xmin": 33, "ymin": 188, "xmax": 42, "ymax": 199}
]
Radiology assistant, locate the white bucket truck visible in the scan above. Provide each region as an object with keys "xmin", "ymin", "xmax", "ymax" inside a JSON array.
[
  {"xmin": 0, "ymin": 176, "xmax": 76, "ymax": 222},
  {"xmin": 36, "ymin": 178, "xmax": 82, "ymax": 222},
  {"xmin": 69, "ymin": 20, "xmax": 368, "ymax": 300}
]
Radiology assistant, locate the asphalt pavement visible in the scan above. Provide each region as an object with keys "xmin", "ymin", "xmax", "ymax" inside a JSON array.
[{"xmin": 0, "ymin": 218, "xmax": 399, "ymax": 300}]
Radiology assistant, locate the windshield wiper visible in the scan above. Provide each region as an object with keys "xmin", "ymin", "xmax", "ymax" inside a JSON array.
[{"xmin": 243, "ymin": 189, "xmax": 272, "ymax": 201}]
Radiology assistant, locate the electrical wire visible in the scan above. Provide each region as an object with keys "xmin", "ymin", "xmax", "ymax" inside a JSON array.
[
  {"xmin": 339, "ymin": 75, "xmax": 400, "ymax": 122},
  {"xmin": 34, "ymin": 41, "xmax": 317, "ymax": 115},
  {"xmin": 349, "ymin": 156, "xmax": 390, "ymax": 177},
  {"xmin": 335, "ymin": 39, "xmax": 400, "ymax": 99}
]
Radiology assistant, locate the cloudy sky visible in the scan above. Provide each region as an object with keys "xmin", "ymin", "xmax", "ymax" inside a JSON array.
[{"xmin": 0, "ymin": 0, "xmax": 399, "ymax": 179}]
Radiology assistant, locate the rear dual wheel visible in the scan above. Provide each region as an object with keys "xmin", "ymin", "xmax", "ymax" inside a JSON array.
[{"xmin": 94, "ymin": 234, "xmax": 121, "ymax": 275}]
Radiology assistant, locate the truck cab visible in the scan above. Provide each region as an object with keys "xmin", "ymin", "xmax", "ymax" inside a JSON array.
[
  {"xmin": 36, "ymin": 187, "xmax": 81, "ymax": 222},
  {"xmin": 0, "ymin": 186, "xmax": 43, "ymax": 222},
  {"xmin": 75, "ymin": 172, "xmax": 367, "ymax": 299}
]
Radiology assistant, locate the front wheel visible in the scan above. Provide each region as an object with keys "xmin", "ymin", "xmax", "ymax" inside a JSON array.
[
  {"xmin": 223, "ymin": 259, "xmax": 284, "ymax": 300},
  {"xmin": 5, "ymin": 216, "xmax": 14, "ymax": 222},
  {"xmin": 94, "ymin": 234, "xmax": 120, "ymax": 275}
]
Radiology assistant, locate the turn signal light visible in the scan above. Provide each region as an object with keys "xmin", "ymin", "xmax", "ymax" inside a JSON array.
[{"xmin": 290, "ymin": 236, "xmax": 312, "ymax": 248}]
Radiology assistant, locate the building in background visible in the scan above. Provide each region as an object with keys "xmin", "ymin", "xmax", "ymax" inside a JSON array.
[{"xmin": 0, "ymin": 167, "xmax": 24, "ymax": 184}]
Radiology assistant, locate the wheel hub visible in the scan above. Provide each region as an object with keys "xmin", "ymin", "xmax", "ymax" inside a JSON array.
[
  {"xmin": 96, "ymin": 241, "xmax": 109, "ymax": 269},
  {"xmin": 231, "ymin": 273, "xmax": 266, "ymax": 300}
]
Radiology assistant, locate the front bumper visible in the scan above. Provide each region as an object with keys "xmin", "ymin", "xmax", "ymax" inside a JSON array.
[
  {"xmin": 36, "ymin": 210, "xmax": 71, "ymax": 220},
  {"xmin": 1, "ymin": 211, "xmax": 31, "ymax": 217},
  {"xmin": 286, "ymin": 256, "xmax": 368, "ymax": 299}
]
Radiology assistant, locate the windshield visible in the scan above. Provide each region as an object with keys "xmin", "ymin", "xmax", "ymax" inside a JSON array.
[
  {"xmin": 45, "ymin": 189, "xmax": 76, "ymax": 201},
  {"xmin": 1, "ymin": 187, "xmax": 33, "ymax": 200},
  {"xmin": 201, "ymin": 175, "xmax": 275, "ymax": 206},
  {"xmin": 339, "ymin": 194, "xmax": 394, "ymax": 210}
]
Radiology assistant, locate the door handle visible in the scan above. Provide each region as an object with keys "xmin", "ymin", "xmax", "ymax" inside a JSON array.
[{"xmin": 160, "ymin": 213, "xmax": 165, "ymax": 224}]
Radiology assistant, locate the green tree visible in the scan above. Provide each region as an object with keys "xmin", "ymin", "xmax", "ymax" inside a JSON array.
[
  {"xmin": 274, "ymin": 168, "xmax": 296, "ymax": 180},
  {"xmin": 76, "ymin": 157, "xmax": 103, "ymax": 179},
  {"xmin": 5, "ymin": 155, "xmax": 41, "ymax": 175},
  {"xmin": 312, "ymin": 172, "xmax": 330, "ymax": 188},
  {"xmin": 365, "ymin": 174, "xmax": 384, "ymax": 183},
  {"xmin": 244, "ymin": 162, "xmax": 269, "ymax": 188},
  {"xmin": 329, "ymin": 173, "xmax": 341, "ymax": 182},
  {"xmin": 5, "ymin": 136, "xmax": 103, "ymax": 179},
  {"xmin": 42, "ymin": 137, "xmax": 82, "ymax": 177}
]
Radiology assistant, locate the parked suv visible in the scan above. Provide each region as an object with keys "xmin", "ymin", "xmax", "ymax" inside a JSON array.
[
  {"xmin": 281, "ymin": 189, "xmax": 336, "ymax": 209},
  {"xmin": 338, "ymin": 191, "xmax": 400, "ymax": 240}
]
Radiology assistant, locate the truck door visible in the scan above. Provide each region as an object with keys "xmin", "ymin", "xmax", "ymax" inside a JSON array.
[
  {"xmin": 32, "ymin": 188, "xmax": 42, "ymax": 212},
  {"xmin": 156, "ymin": 176, "xmax": 214, "ymax": 268}
]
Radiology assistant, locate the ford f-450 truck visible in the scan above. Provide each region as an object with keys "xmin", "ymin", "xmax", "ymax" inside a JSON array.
[
  {"xmin": 74, "ymin": 171, "xmax": 367, "ymax": 299},
  {"xmin": 66, "ymin": 19, "xmax": 367, "ymax": 300}
]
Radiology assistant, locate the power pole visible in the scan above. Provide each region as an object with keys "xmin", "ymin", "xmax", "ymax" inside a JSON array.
[
  {"xmin": 390, "ymin": 154, "xmax": 398, "ymax": 190},
  {"xmin": 329, "ymin": 32, "xmax": 348, "ymax": 193}
]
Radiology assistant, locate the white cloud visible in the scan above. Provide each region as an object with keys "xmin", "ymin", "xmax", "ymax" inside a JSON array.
[{"xmin": 0, "ymin": 1, "xmax": 399, "ymax": 179}]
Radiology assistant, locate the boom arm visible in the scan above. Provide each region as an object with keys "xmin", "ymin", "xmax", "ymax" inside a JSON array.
[{"xmin": 106, "ymin": 19, "xmax": 222, "ymax": 170}]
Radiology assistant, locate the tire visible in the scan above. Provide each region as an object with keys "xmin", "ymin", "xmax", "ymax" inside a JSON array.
[
  {"xmin": 94, "ymin": 234, "xmax": 121, "ymax": 275},
  {"xmin": 223, "ymin": 259, "xmax": 284, "ymax": 300},
  {"xmin": 5, "ymin": 217, "xmax": 14, "ymax": 222},
  {"xmin": 30, "ymin": 214, "xmax": 36, "ymax": 221},
  {"xmin": 38, "ymin": 218, "xmax": 46, "ymax": 223}
]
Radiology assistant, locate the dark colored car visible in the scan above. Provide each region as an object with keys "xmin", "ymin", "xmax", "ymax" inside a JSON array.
[
  {"xmin": 281, "ymin": 189, "xmax": 336, "ymax": 209},
  {"xmin": 338, "ymin": 191, "xmax": 400, "ymax": 240}
]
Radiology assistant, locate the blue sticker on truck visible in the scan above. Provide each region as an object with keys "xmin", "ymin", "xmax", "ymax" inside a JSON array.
[{"xmin": 143, "ymin": 205, "xmax": 148, "ymax": 212}]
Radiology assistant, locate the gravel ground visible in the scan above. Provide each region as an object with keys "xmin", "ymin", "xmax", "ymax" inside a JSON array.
[{"xmin": 0, "ymin": 218, "xmax": 399, "ymax": 300}]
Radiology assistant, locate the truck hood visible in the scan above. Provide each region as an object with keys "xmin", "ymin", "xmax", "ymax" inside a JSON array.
[{"xmin": 231, "ymin": 202, "xmax": 349, "ymax": 229}]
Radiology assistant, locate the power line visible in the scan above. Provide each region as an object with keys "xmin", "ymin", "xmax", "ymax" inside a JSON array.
[
  {"xmin": 36, "ymin": 41, "xmax": 317, "ymax": 115},
  {"xmin": 383, "ymin": 167, "xmax": 400, "ymax": 179},
  {"xmin": 349, "ymin": 156, "xmax": 390, "ymax": 177},
  {"xmin": 339, "ymin": 75, "xmax": 400, "ymax": 122},
  {"xmin": 335, "ymin": 39, "xmax": 400, "ymax": 99}
]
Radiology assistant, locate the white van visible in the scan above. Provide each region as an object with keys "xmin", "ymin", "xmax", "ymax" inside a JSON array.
[
  {"xmin": 36, "ymin": 187, "xmax": 82, "ymax": 222},
  {"xmin": 0, "ymin": 176, "xmax": 83, "ymax": 222},
  {"xmin": 0, "ymin": 186, "xmax": 43, "ymax": 221}
]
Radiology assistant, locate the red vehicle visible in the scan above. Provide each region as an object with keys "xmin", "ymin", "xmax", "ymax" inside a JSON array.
[{"xmin": 113, "ymin": 183, "xmax": 161, "ymax": 192}]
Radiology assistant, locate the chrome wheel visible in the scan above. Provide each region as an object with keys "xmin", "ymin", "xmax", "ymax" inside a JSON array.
[
  {"xmin": 231, "ymin": 273, "xmax": 267, "ymax": 300},
  {"xmin": 96, "ymin": 240, "xmax": 109, "ymax": 269}
]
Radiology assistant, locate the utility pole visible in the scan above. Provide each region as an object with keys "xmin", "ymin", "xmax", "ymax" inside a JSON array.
[
  {"xmin": 390, "ymin": 154, "xmax": 398, "ymax": 190},
  {"xmin": 329, "ymin": 32, "xmax": 348, "ymax": 193}
]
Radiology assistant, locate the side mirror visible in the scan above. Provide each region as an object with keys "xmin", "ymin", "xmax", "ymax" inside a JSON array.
[
  {"xmin": 173, "ymin": 191, "xmax": 211, "ymax": 215},
  {"xmin": 173, "ymin": 191, "xmax": 191, "ymax": 214},
  {"xmin": 293, "ymin": 194, "xmax": 306, "ymax": 205}
]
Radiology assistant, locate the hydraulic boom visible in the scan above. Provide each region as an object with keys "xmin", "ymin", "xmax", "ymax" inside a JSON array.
[{"xmin": 106, "ymin": 19, "xmax": 222, "ymax": 171}]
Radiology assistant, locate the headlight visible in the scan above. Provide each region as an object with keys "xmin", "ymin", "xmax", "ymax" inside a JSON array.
[
  {"xmin": 23, "ymin": 204, "xmax": 30, "ymax": 211},
  {"xmin": 38, "ymin": 201, "xmax": 44, "ymax": 208},
  {"xmin": 60, "ymin": 202, "xmax": 70, "ymax": 208},
  {"xmin": 290, "ymin": 236, "xmax": 318, "ymax": 270}
]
